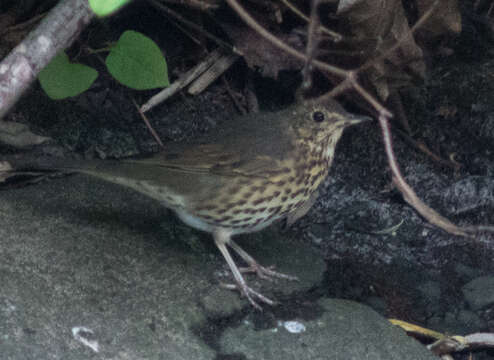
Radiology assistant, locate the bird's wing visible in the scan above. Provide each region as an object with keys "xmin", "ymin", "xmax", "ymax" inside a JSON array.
[
  {"xmin": 122, "ymin": 143, "xmax": 286, "ymax": 179},
  {"xmin": 120, "ymin": 105, "xmax": 305, "ymax": 182}
]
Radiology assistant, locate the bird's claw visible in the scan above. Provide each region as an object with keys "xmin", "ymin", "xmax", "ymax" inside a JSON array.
[
  {"xmin": 220, "ymin": 281, "xmax": 277, "ymax": 310},
  {"xmin": 239, "ymin": 263, "xmax": 299, "ymax": 282}
]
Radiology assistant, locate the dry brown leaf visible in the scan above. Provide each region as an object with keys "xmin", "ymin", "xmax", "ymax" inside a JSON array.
[
  {"xmin": 0, "ymin": 121, "xmax": 51, "ymax": 148},
  {"xmin": 224, "ymin": 23, "xmax": 304, "ymax": 78},
  {"xmin": 337, "ymin": 0, "xmax": 425, "ymax": 100},
  {"xmin": 416, "ymin": 0, "xmax": 461, "ymax": 37}
]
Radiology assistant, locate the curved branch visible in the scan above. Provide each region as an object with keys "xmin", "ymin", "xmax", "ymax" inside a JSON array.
[{"xmin": 377, "ymin": 111, "xmax": 469, "ymax": 237}]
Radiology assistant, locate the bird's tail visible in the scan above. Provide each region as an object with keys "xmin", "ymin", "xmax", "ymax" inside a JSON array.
[{"xmin": 0, "ymin": 153, "xmax": 97, "ymax": 187}]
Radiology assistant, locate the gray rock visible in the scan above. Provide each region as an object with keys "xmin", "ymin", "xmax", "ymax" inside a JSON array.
[
  {"xmin": 439, "ymin": 309, "xmax": 485, "ymax": 335},
  {"xmin": 365, "ymin": 296, "xmax": 387, "ymax": 314},
  {"xmin": 456, "ymin": 310, "xmax": 485, "ymax": 333},
  {"xmin": 462, "ymin": 276, "xmax": 494, "ymax": 311},
  {"xmin": 0, "ymin": 174, "xmax": 438, "ymax": 360},
  {"xmin": 0, "ymin": 175, "xmax": 325, "ymax": 359},
  {"xmin": 455, "ymin": 263, "xmax": 482, "ymax": 280},
  {"xmin": 417, "ymin": 281, "xmax": 441, "ymax": 302},
  {"xmin": 220, "ymin": 299, "xmax": 437, "ymax": 360}
]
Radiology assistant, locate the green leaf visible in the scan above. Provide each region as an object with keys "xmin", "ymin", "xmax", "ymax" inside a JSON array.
[
  {"xmin": 89, "ymin": 0, "xmax": 131, "ymax": 17},
  {"xmin": 38, "ymin": 52, "xmax": 98, "ymax": 100},
  {"xmin": 106, "ymin": 30, "xmax": 169, "ymax": 90}
]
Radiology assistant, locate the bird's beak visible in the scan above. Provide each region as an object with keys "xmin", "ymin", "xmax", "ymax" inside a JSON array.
[{"xmin": 347, "ymin": 113, "xmax": 373, "ymax": 125}]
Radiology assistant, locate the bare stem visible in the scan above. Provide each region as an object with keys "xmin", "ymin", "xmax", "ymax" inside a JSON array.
[{"xmin": 377, "ymin": 111, "xmax": 469, "ymax": 237}]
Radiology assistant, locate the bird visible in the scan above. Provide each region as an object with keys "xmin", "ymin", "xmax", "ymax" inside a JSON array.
[{"xmin": 5, "ymin": 98, "xmax": 368, "ymax": 309}]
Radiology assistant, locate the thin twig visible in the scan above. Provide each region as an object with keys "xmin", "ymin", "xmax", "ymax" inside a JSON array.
[
  {"xmin": 141, "ymin": 49, "xmax": 225, "ymax": 112},
  {"xmin": 132, "ymin": 98, "xmax": 164, "ymax": 148},
  {"xmin": 353, "ymin": 79, "xmax": 393, "ymax": 118},
  {"xmin": 147, "ymin": 0, "xmax": 236, "ymax": 53},
  {"xmin": 221, "ymin": 76, "xmax": 247, "ymax": 115},
  {"xmin": 301, "ymin": 0, "xmax": 322, "ymax": 90},
  {"xmin": 388, "ymin": 92, "xmax": 412, "ymax": 134},
  {"xmin": 279, "ymin": 0, "xmax": 342, "ymax": 42},
  {"xmin": 395, "ymin": 128, "xmax": 462, "ymax": 171},
  {"xmin": 0, "ymin": 12, "xmax": 46, "ymax": 36},
  {"xmin": 316, "ymin": 71, "xmax": 393, "ymax": 118},
  {"xmin": 156, "ymin": 0, "xmax": 220, "ymax": 11}
]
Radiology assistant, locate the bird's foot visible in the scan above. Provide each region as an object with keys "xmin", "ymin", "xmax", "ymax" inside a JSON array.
[
  {"xmin": 239, "ymin": 263, "xmax": 299, "ymax": 282},
  {"xmin": 223, "ymin": 262, "xmax": 298, "ymax": 309},
  {"xmin": 213, "ymin": 229, "xmax": 298, "ymax": 310},
  {"xmin": 220, "ymin": 281, "xmax": 277, "ymax": 310}
]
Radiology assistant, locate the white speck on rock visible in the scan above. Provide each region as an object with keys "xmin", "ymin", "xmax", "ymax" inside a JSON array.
[
  {"xmin": 2, "ymin": 300, "xmax": 16, "ymax": 315},
  {"xmin": 283, "ymin": 321, "xmax": 306, "ymax": 333},
  {"xmin": 72, "ymin": 326, "xmax": 99, "ymax": 353}
]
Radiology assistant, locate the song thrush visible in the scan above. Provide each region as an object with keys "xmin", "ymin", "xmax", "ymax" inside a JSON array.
[{"xmin": 7, "ymin": 99, "xmax": 368, "ymax": 309}]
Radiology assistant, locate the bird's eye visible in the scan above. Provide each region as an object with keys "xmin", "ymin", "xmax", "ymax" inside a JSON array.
[{"xmin": 312, "ymin": 111, "xmax": 325, "ymax": 123}]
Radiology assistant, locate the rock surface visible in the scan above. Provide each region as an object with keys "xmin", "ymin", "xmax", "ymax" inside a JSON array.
[
  {"xmin": 462, "ymin": 276, "xmax": 494, "ymax": 311},
  {"xmin": 0, "ymin": 175, "xmax": 436, "ymax": 359}
]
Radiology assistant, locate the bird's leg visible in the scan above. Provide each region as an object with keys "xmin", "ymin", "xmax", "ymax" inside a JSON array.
[
  {"xmin": 213, "ymin": 229, "xmax": 276, "ymax": 309},
  {"xmin": 228, "ymin": 239, "xmax": 298, "ymax": 281}
]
